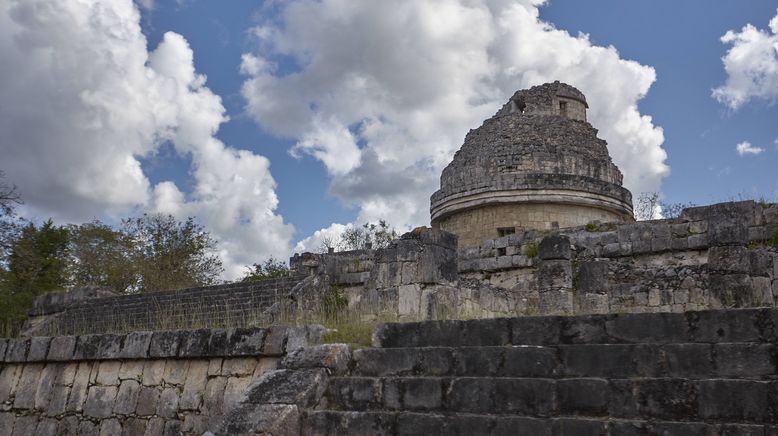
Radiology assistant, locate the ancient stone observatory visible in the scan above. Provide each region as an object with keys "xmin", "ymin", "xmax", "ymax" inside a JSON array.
[{"xmin": 430, "ymin": 81, "xmax": 634, "ymax": 247}]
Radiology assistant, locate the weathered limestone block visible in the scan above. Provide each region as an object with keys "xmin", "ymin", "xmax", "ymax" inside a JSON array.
[
  {"xmin": 244, "ymin": 369, "xmax": 326, "ymax": 407},
  {"xmin": 163, "ymin": 359, "xmax": 189, "ymax": 385},
  {"xmin": 183, "ymin": 414, "xmax": 207, "ymax": 435},
  {"xmin": 179, "ymin": 329, "xmax": 211, "ymax": 357},
  {"xmin": 34, "ymin": 363, "xmax": 60, "ymax": 410},
  {"xmin": 74, "ymin": 334, "xmax": 122, "ymax": 360},
  {"xmin": 96, "ymin": 360, "xmax": 121, "ymax": 385},
  {"xmin": 709, "ymin": 218, "xmax": 748, "ymax": 246},
  {"xmin": 218, "ymin": 404, "xmax": 300, "ymax": 436},
  {"xmin": 66, "ymin": 362, "xmax": 93, "ymax": 412},
  {"xmin": 208, "ymin": 358, "xmax": 223, "ymax": 376},
  {"xmin": 181, "ymin": 359, "xmax": 209, "ymax": 410},
  {"xmin": 202, "ymin": 376, "xmax": 227, "ymax": 417},
  {"xmin": 78, "ymin": 419, "xmax": 98, "ymax": 436},
  {"xmin": 5, "ymin": 338, "xmax": 29, "ymax": 362},
  {"xmin": 538, "ymin": 260, "xmax": 572, "ymax": 290},
  {"xmin": 46, "ymin": 383, "xmax": 70, "ymax": 416},
  {"xmin": 224, "ymin": 376, "xmax": 253, "ymax": 411},
  {"xmin": 113, "ymin": 379, "xmax": 140, "ymax": 415},
  {"xmin": 135, "ymin": 386, "xmax": 160, "ymax": 416},
  {"xmin": 221, "ymin": 357, "xmax": 257, "ymax": 377},
  {"xmin": 118, "ymin": 360, "xmax": 144, "ymax": 381},
  {"xmin": 539, "ymin": 235, "xmax": 571, "ymax": 260},
  {"xmin": 207, "ymin": 329, "xmax": 230, "ymax": 356},
  {"xmin": 149, "ymin": 331, "xmax": 183, "ymax": 358},
  {"xmin": 708, "ymin": 246, "xmax": 749, "ymax": 273},
  {"xmin": 709, "ymin": 273, "xmax": 762, "ymax": 308},
  {"xmin": 99, "ymin": 418, "xmax": 122, "ymax": 436},
  {"xmin": 398, "ymin": 284, "xmax": 422, "ymax": 315},
  {"xmin": 165, "ymin": 420, "xmax": 183, "ymax": 436},
  {"xmin": 0, "ymin": 364, "xmax": 21, "ymax": 403},
  {"xmin": 11, "ymin": 415, "xmax": 38, "ymax": 436},
  {"xmin": 538, "ymin": 289, "xmax": 573, "ymax": 315},
  {"xmin": 749, "ymin": 250, "xmax": 774, "ymax": 277},
  {"xmin": 27, "ymin": 337, "xmax": 51, "ymax": 362},
  {"xmin": 83, "ymin": 385, "xmax": 118, "ymax": 418},
  {"xmin": 156, "ymin": 386, "xmax": 180, "ymax": 418},
  {"xmin": 119, "ymin": 331, "xmax": 152, "ymax": 359},
  {"xmin": 142, "ymin": 360, "xmax": 165, "ymax": 386},
  {"xmin": 47, "ymin": 336, "xmax": 76, "ymax": 361},
  {"xmin": 285, "ymin": 325, "xmax": 325, "ymax": 352},
  {"xmin": 576, "ymin": 261, "xmax": 609, "ymax": 293},
  {"xmin": 144, "ymin": 417, "xmax": 165, "ymax": 436},
  {"xmin": 35, "ymin": 417, "xmax": 58, "ymax": 436},
  {"xmin": 227, "ymin": 327, "xmax": 266, "ymax": 356},
  {"xmin": 281, "ymin": 344, "xmax": 351, "ymax": 375},
  {"xmin": 13, "ymin": 363, "xmax": 42, "ymax": 409}
]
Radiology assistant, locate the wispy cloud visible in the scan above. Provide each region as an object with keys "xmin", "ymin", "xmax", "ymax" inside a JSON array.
[{"xmin": 736, "ymin": 141, "xmax": 765, "ymax": 156}]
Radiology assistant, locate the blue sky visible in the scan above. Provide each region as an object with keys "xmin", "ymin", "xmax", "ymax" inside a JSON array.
[
  {"xmin": 137, "ymin": 0, "xmax": 778, "ymax": 234},
  {"xmin": 542, "ymin": 0, "xmax": 778, "ymax": 205},
  {"xmin": 1, "ymin": 0, "xmax": 777, "ymax": 277}
]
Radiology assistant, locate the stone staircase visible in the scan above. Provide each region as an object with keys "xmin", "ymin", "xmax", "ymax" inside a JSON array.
[{"xmin": 300, "ymin": 310, "xmax": 778, "ymax": 435}]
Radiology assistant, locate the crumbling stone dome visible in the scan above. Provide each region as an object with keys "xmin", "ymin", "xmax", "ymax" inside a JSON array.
[{"xmin": 431, "ymin": 81, "xmax": 634, "ymax": 247}]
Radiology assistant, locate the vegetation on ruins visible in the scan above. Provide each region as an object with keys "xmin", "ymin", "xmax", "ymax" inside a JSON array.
[
  {"xmin": 241, "ymin": 257, "xmax": 290, "ymax": 282},
  {"xmin": 634, "ymin": 192, "xmax": 696, "ymax": 221},
  {"xmin": 319, "ymin": 220, "xmax": 399, "ymax": 252},
  {"xmin": 0, "ymin": 172, "xmax": 229, "ymax": 335},
  {"xmin": 121, "ymin": 214, "xmax": 223, "ymax": 292},
  {"xmin": 523, "ymin": 240, "xmax": 538, "ymax": 258}
]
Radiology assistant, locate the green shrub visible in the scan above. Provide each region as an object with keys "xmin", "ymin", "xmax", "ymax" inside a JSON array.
[
  {"xmin": 523, "ymin": 241, "xmax": 538, "ymax": 258},
  {"xmin": 322, "ymin": 285, "xmax": 349, "ymax": 318},
  {"xmin": 770, "ymin": 226, "xmax": 778, "ymax": 246}
]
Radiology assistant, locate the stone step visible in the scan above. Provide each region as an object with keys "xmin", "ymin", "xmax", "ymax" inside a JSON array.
[
  {"xmin": 372, "ymin": 308, "xmax": 778, "ymax": 348},
  {"xmin": 321, "ymin": 376, "xmax": 778, "ymax": 424},
  {"xmin": 302, "ymin": 410, "xmax": 776, "ymax": 436},
  {"xmin": 351, "ymin": 343, "xmax": 776, "ymax": 379}
]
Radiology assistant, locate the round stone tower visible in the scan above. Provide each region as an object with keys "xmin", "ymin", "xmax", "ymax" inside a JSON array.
[{"xmin": 430, "ymin": 81, "xmax": 634, "ymax": 247}]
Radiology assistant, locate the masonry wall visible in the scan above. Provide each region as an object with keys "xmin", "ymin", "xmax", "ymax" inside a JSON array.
[
  {"xmin": 26, "ymin": 275, "xmax": 305, "ymax": 336},
  {"xmin": 434, "ymin": 202, "xmax": 625, "ymax": 247},
  {"xmin": 0, "ymin": 325, "xmax": 321, "ymax": 435},
  {"xmin": 451, "ymin": 200, "xmax": 778, "ymax": 317}
]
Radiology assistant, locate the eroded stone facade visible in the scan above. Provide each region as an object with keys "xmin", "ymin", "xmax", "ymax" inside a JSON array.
[
  {"xmin": 435, "ymin": 202, "xmax": 624, "ymax": 247},
  {"xmin": 431, "ymin": 81, "xmax": 633, "ymax": 246}
]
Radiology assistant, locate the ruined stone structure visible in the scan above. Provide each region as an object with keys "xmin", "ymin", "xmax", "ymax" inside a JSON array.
[
  {"xmin": 431, "ymin": 81, "xmax": 634, "ymax": 247},
  {"xmin": 5, "ymin": 83, "xmax": 778, "ymax": 434}
]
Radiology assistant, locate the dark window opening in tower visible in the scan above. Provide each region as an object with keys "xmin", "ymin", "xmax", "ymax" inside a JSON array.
[
  {"xmin": 497, "ymin": 227, "xmax": 516, "ymax": 237},
  {"xmin": 511, "ymin": 98, "xmax": 526, "ymax": 114},
  {"xmin": 559, "ymin": 101, "xmax": 568, "ymax": 118}
]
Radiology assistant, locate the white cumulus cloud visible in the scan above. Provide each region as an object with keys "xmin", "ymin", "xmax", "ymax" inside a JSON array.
[
  {"xmin": 736, "ymin": 141, "xmax": 765, "ymax": 156},
  {"xmin": 712, "ymin": 9, "xmax": 778, "ymax": 110},
  {"xmin": 240, "ymin": 0, "xmax": 669, "ymax": 244},
  {"xmin": 293, "ymin": 223, "xmax": 350, "ymax": 253},
  {"xmin": 0, "ymin": 0, "xmax": 293, "ymax": 279}
]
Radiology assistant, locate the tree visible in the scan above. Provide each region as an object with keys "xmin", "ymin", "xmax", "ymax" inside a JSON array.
[
  {"xmin": 67, "ymin": 220, "xmax": 136, "ymax": 292},
  {"xmin": 5, "ymin": 220, "xmax": 70, "ymax": 296},
  {"xmin": 338, "ymin": 220, "xmax": 398, "ymax": 251},
  {"xmin": 0, "ymin": 170, "xmax": 23, "ymax": 266},
  {"xmin": 0, "ymin": 170, "xmax": 21, "ymax": 217},
  {"xmin": 240, "ymin": 257, "xmax": 289, "ymax": 282},
  {"xmin": 634, "ymin": 192, "xmax": 695, "ymax": 221},
  {"xmin": 122, "ymin": 214, "xmax": 223, "ymax": 292}
]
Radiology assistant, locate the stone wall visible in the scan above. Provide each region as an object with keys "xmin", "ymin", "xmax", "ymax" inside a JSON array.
[
  {"xmin": 434, "ymin": 201, "xmax": 624, "ymax": 247},
  {"xmin": 219, "ymin": 308, "xmax": 778, "ymax": 435},
  {"xmin": 25, "ymin": 275, "xmax": 305, "ymax": 336},
  {"xmin": 450, "ymin": 200, "xmax": 778, "ymax": 318},
  {"xmin": 0, "ymin": 325, "xmax": 322, "ymax": 435},
  {"xmin": 24, "ymin": 201, "xmax": 778, "ymax": 338}
]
